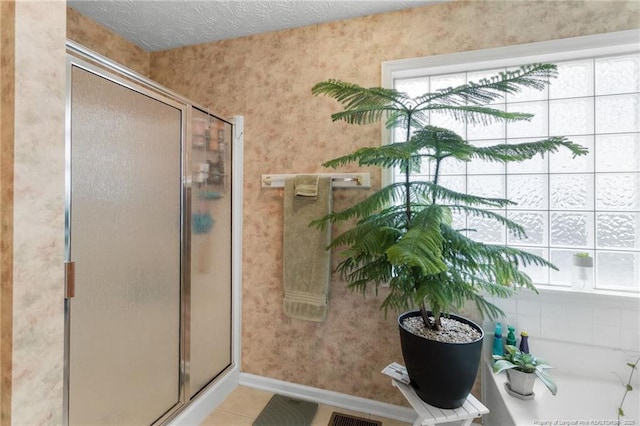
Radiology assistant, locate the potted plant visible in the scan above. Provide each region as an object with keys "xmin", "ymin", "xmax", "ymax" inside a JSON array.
[
  {"xmin": 493, "ymin": 345, "xmax": 557, "ymax": 399},
  {"xmin": 572, "ymin": 252, "xmax": 594, "ymax": 291},
  {"xmin": 311, "ymin": 63, "xmax": 586, "ymax": 408}
]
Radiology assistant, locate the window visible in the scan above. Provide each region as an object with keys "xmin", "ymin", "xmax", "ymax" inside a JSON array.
[{"xmin": 382, "ymin": 30, "xmax": 640, "ymax": 294}]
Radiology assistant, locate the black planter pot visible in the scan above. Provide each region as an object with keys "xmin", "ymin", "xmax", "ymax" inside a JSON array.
[{"xmin": 398, "ymin": 310, "xmax": 484, "ymax": 409}]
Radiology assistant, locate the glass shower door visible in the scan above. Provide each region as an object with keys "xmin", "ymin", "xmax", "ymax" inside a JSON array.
[
  {"xmin": 188, "ymin": 109, "xmax": 232, "ymax": 398},
  {"xmin": 67, "ymin": 65, "xmax": 183, "ymax": 425}
]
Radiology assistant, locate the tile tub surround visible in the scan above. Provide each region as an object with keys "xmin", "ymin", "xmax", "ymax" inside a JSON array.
[
  {"xmin": 483, "ymin": 289, "xmax": 640, "ymax": 426},
  {"xmin": 483, "ymin": 289, "xmax": 640, "ymax": 352},
  {"xmin": 148, "ymin": 0, "xmax": 640, "ymax": 406},
  {"xmin": 482, "ymin": 339, "xmax": 640, "ymax": 425}
]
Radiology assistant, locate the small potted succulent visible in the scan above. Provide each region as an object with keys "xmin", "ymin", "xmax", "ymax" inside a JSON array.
[
  {"xmin": 572, "ymin": 252, "xmax": 594, "ymax": 291},
  {"xmin": 493, "ymin": 345, "xmax": 557, "ymax": 399}
]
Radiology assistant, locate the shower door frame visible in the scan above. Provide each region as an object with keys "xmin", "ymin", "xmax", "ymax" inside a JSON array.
[
  {"xmin": 64, "ymin": 55, "xmax": 189, "ymax": 425},
  {"xmin": 64, "ymin": 42, "xmax": 241, "ymax": 426}
]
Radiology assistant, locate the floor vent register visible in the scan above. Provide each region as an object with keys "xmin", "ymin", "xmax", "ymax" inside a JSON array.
[{"xmin": 328, "ymin": 412, "xmax": 382, "ymax": 426}]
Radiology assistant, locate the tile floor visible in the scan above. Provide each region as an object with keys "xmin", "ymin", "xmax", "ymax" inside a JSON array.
[{"xmin": 201, "ymin": 385, "xmax": 411, "ymax": 426}]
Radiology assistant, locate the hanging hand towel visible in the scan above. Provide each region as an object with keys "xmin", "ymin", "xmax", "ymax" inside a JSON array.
[{"xmin": 283, "ymin": 175, "xmax": 332, "ymax": 322}]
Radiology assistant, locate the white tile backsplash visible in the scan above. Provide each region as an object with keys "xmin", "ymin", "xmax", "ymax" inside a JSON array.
[
  {"xmin": 592, "ymin": 324, "xmax": 621, "ymax": 348},
  {"xmin": 620, "ymin": 327, "xmax": 640, "ymax": 351},
  {"xmin": 564, "ymin": 319, "xmax": 593, "ymax": 344},
  {"xmin": 621, "ymin": 309, "xmax": 640, "ymax": 329},
  {"xmin": 565, "ymin": 303, "xmax": 593, "ymax": 323},
  {"xmin": 497, "ymin": 298, "xmax": 517, "ymax": 315},
  {"xmin": 597, "ymin": 307, "xmax": 622, "ymax": 326},
  {"xmin": 540, "ymin": 301, "xmax": 566, "ymax": 320},
  {"xmin": 540, "ymin": 317, "xmax": 566, "ymax": 341},
  {"xmin": 488, "ymin": 289, "xmax": 639, "ymax": 352},
  {"xmin": 516, "ymin": 299, "xmax": 541, "ymax": 316},
  {"xmin": 515, "ymin": 314, "xmax": 541, "ymax": 337}
]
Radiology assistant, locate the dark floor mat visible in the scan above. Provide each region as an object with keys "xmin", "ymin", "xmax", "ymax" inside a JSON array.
[
  {"xmin": 252, "ymin": 394, "xmax": 318, "ymax": 426},
  {"xmin": 328, "ymin": 412, "xmax": 382, "ymax": 426}
]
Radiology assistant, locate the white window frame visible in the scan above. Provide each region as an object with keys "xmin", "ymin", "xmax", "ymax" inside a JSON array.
[{"xmin": 380, "ymin": 29, "xmax": 640, "ymax": 302}]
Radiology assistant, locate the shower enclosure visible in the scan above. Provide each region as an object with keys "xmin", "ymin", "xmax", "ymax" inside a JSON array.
[{"xmin": 64, "ymin": 45, "xmax": 239, "ymax": 425}]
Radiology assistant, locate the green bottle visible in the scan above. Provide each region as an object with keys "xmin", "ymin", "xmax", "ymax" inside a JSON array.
[{"xmin": 506, "ymin": 325, "xmax": 516, "ymax": 346}]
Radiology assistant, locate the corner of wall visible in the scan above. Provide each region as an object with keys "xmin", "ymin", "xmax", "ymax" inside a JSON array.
[
  {"xmin": 11, "ymin": 1, "xmax": 66, "ymax": 424},
  {"xmin": 66, "ymin": 6, "xmax": 151, "ymax": 77},
  {"xmin": 0, "ymin": 1, "xmax": 15, "ymax": 423}
]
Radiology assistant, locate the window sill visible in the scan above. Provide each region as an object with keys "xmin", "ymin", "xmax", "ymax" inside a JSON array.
[{"xmin": 529, "ymin": 284, "xmax": 640, "ymax": 305}]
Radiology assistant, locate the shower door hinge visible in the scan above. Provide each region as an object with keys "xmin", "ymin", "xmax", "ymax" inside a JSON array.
[{"xmin": 64, "ymin": 261, "xmax": 75, "ymax": 299}]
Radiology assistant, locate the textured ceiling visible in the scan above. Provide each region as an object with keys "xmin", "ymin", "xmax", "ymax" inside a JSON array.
[{"xmin": 68, "ymin": 0, "xmax": 438, "ymax": 52}]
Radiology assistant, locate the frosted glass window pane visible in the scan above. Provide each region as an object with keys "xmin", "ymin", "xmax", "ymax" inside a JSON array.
[
  {"xmin": 438, "ymin": 175, "xmax": 466, "ymax": 194},
  {"xmin": 506, "ymin": 67, "xmax": 548, "ymax": 102},
  {"xmin": 438, "ymin": 155, "xmax": 466, "ymax": 175},
  {"xmin": 393, "ymin": 127, "xmax": 407, "ymax": 143},
  {"xmin": 451, "ymin": 209, "xmax": 466, "ymax": 231},
  {"xmin": 549, "ymin": 249, "xmax": 576, "ymax": 286},
  {"xmin": 396, "ymin": 77, "xmax": 430, "ymax": 98},
  {"xmin": 550, "ymin": 174, "xmax": 594, "ymax": 210},
  {"xmin": 596, "ymin": 251, "xmax": 640, "ymax": 291},
  {"xmin": 468, "ymin": 140, "xmax": 506, "ymax": 175},
  {"xmin": 507, "ymin": 211, "xmax": 547, "ymax": 245},
  {"xmin": 549, "ymin": 97, "xmax": 594, "ymax": 136},
  {"xmin": 467, "ymin": 68, "xmax": 506, "ymax": 84},
  {"xmin": 549, "ymin": 136, "xmax": 594, "ymax": 173},
  {"xmin": 550, "ymin": 59, "xmax": 594, "ymax": 99},
  {"xmin": 467, "ymin": 68, "xmax": 508, "ymax": 105},
  {"xmin": 507, "ymin": 101, "xmax": 548, "ymax": 138},
  {"xmin": 417, "ymin": 156, "xmax": 432, "ymax": 176},
  {"xmin": 507, "ymin": 175, "xmax": 548, "ymax": 210},
  {"xmin": 595, "ymin": 173, "xmax": 640, "ymax": 210},
  {"xmin": 595, "ymin": 94, "xmax": 640, "ymax": 134},
  {"xmin": 595, "ymin": 133, "xmax": 640, "ymax": 172},
  {"xmin": 467, "ymin": 175, "xmax": 505, "ymax": 199},
  {"xmin": 467, "ymin": 104, "xmax": 506, "ymax": 140},
  {"xmin": 550, "ymin": 212, "xmax": 594, "ymax": 247},
  {"xmin": 596, "ymin": 213, "xmax": 640, "ymax": 250},
  {"xmin": 410, "ymin": 173, "xmax": 431, "ymax": 184},
  {"xmin": 430, "ymin": 110, "xmax": 466, "ymax": 137},
  {"xmin": 430, "ymin": 73, "xmax": 465, "ymax": 91},
  {"xmin": 507, "ymin": 138, "xmax": 548, "ymax": 174},
  {"xmin": 392, "ymin": 51, "xmax": 640, "ymax": 293},
  {"xmin": 468, "ymin": 211, "xmax": 505, "ymax": 244},
  {"xmin": 512, "ymin": 246, "xmax": 549, "ymax": 284},
  {"xmin": 595, "ymin": 54, "xmax": 640, "ymax": 96}
]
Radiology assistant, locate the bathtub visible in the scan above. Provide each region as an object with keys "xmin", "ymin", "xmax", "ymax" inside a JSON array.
[{"xmin": 482, "ymin": 338, "xmax": 640, "ymax": 426}]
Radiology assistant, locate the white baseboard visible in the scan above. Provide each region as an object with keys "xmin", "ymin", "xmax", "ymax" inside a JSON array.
[
  {"xmin": 239, "ymin": 372, "xmax": 417, "ymax": 424},
  {"xmin": 168, "ymin": 366, "xmax": 240, "ymax": 425}
]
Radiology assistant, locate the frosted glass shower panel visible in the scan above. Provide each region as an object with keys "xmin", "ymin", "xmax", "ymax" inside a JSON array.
[
  {"xmin": 69, "ymin": 66, "xmax": 182, "ymax": 425},
  {"xmin": 189, "ymin": 109, "xmax": 232, "ymax": 398}
]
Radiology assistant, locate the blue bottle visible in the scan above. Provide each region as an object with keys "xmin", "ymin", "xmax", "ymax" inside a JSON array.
[
  {"xmin": 492, "ymin": 322, "xmax": 504, "ymax": 357},
  {"xmin": 519, "ymin": 330, "xmax": 530, "ymax": 354}
]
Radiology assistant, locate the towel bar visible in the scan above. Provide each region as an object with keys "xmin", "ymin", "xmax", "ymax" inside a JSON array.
[{"xmin": 261, "ymin": 173, "xmax": 370, "ymax": 189}]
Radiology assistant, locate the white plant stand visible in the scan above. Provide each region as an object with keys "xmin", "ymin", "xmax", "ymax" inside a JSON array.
[{"xmin": 392, "ymin": 379, "xmax": 489, "ymax": 426}]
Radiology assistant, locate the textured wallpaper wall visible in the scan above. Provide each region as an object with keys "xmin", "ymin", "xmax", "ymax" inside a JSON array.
[
  {"xmin": 11, "ymin": 2, "xmax": 66, "ymax": 424},
  {"xmin": 67, "ymin": 0, "xmax": 640, "ymax": 406},
  {"xmin": 148, "ymin": 1, "xmax": 639, "ymax": 405}
]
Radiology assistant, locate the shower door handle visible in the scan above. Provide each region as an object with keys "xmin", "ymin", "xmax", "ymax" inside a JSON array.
[{"xmin": 65, "ymin": 261, "xmax": 75, "ymax": 299}]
